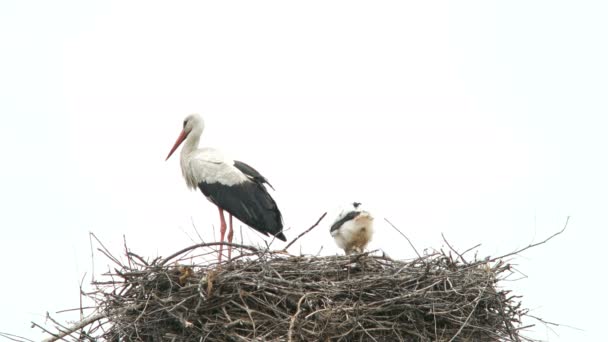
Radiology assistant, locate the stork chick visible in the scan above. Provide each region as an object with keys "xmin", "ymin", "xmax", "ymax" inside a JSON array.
[{"xmin": 330, "ymin": 202, "xmax": 374, "ymax": 254}]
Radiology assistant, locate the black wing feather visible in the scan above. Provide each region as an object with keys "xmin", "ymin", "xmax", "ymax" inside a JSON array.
[
  {"xmin": 330, "ymin": 211, "xmax": 361, "ymax": 233},
  {"xmin": 233, "ymin": 160, "xmax": 275, "ymax": 190},
  {"xmin": 199, "ymin": 180, "xmax": 286, "ymax": 241}
]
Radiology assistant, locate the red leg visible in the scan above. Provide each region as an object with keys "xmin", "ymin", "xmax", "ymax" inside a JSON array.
[
  {"xmin": 218, "ymin": 207, "xmax": 227, "ymax": 263},
  {"xmin": 227, "ymin": 214, "xmax": 234, "ymax": 260}
]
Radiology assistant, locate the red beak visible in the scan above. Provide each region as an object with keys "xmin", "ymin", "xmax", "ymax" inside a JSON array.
[{"xmin": 165, "ymin": 129, "xmax": 188, "ymax": 161}]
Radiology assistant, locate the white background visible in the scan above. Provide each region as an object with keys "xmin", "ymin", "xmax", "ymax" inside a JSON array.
[{"xmin": 1, "ymin": 1, "xmax": 606, "ymax": 341}]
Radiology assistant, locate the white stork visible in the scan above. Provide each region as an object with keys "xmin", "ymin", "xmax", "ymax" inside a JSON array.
[
  {"xmin": 165, "ymin": 114, "xmax": 285, "ymax": 263},
  {"xmin": 330, "ymin": 202, "xmax": 374, "ymax": 254}
]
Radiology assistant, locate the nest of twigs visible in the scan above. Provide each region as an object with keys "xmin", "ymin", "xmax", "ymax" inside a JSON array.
[
  {"xmin": 32, "ymin": 214, "xmax": 566, "ymax": 341},
  {"xmin": 38, "ymin": 241, "xmax": 535, "ymax": 342}
]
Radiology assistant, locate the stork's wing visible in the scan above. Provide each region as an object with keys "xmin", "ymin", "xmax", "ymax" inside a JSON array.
[
  {"xmin": 330, "ymin": 211, "xmax": 361, "ymax": 232},
  {"xmin": 187, "ymin": 149, "xmax": 248, "ymax": 186},
  {"xmin": 233, "ymin": 160, "xmax": 275, "ymax": 190},
  {"xmin": 187, "ymin": 149, "xmax": 286, "ymax": 242},
  {"xmin": 198, "ymin": 179, "xmax": 286, "ymax": 241}
]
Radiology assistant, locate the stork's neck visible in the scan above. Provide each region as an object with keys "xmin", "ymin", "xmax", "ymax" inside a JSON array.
[
  {"xmin": 179, "ymin": 132, "xmax": 202, "ymax": 189},
  {"xmin": 180, "ymin": 132, "xmax": 200, "ymax": 161}
]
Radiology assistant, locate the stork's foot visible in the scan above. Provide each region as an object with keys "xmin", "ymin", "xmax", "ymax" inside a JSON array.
[{"xmin": 349, "ymin": 246, "xmax": 365, "ymax": 254}]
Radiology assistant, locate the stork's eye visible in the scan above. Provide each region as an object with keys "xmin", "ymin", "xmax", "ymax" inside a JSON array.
[{"xmin": 183, "ymin": 120, "xmax": 187, "ymax": 128}]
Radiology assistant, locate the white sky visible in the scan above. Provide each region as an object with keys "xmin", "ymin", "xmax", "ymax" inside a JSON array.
[{"xmin": 1, "ymin": 1, "xmax": 606, "ymax": 341}]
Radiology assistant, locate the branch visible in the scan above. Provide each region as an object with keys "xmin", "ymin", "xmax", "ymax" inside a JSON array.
[
  {"xmin": 40, "ymin": 312, "xmax": 106, "ymax": 342},
  {"xmin": 441, "ymin": 233, "xmax": 467, "ymax": 263},
  {"xmin": 528, "ymin": 314, "xmax": 583, "ymax": 331},
  {"xmin": 490, "ymin": 216, "xmax": 569, "ymax": 262},
  {"xmin": 40, "ymin": 301, "xmax": 147, "ymax": 342},
  {"xmin": 0, "ymin": 332, "xmax": 35, "ymax": 342},
  {"xmin": 160, "ymin": 242, "xmax": 262, "ymax": 266},
  {"xmin": 288, "ymin": 292, "xmax": 319, "ymax": 342},
  {"xmin": 384, "ymin": 218, "xmax": 421, "ymax": 258},
  {"xmin": 448, "ymin": 284, "xmax": 487, "ymax": 342},
  {"xmin": 89, "ymin": 232, "xmax": 121, "ymax": 267},
  {"xmin": 283, "ymin": 212, "xmax": 327, "ymax": 251}
]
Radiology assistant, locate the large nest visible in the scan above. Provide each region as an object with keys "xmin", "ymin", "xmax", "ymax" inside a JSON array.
[{"xmin": 36, "ymin": 236, "xmax": 539, "ymax": 342}]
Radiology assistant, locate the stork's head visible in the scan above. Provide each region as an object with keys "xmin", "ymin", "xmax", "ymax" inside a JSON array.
[
  {"xmin": 182, "ymin": 113, "xmax": 204, "ymax": 135},
  {"xmin": 165, "ymin": 113, "xmax": 205, "ymax": 160}
]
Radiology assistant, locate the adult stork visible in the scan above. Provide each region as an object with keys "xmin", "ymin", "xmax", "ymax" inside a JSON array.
[
  {"xmin": 165, "ymin": 114, "xmax": 285, "ymax": 262},
  {"xmin": 330, "ymin": 202, "xmax": 374, "ymax": 254}
]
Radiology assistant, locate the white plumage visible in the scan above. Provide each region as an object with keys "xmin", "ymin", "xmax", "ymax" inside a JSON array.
[
  {"xmin": 183, "ymin": 148, "xmax": 248, "ymax": 189},
  {"xmin": 176, "ymin": 116, "xmax": 248, "ymax": 190},
  {"xmin": 330, "ymin": 202, "xmax": 374, "ymax": 254}
]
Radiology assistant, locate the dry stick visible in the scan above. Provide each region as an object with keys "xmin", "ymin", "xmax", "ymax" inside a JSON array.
[
  {"xmin": 239, "ymin": 291, "xmax": 257, "ymax": 336},
  {"xmin": 288, "ymin": 292, "xmax": 317, "ymax": 342},
  {"xmin": 191, "ymin": 217, "xmax": 205, "ymax": 243},
  {"xmin": 447, "ymin": 284, "xmax": 488, "ymax": 342},
  {"xmin": 41, "ymin": 312, "xmax": 106, "ymax": 342},
  {"xmin": 283, "ymin": 212, "xmax": 327, "ymax": 251},
  {"xmin": 89, "ymin": 233, "xmax": 121, "ymax": 267},
  {"xmin": 495, "ymin": 287, "xmax": 517, "ymax": 341},
  {"xmin": 0, "ymin": 332, "xmax": 35, "ymax": 342},
  {"xmin": 384, "ymin": 218, "xmax": 421, "ymax": 258},
  {"xmin": 527, "ymin": 314, "xmax": 583, "ymax": 331},
  {"xmin": 357, "ymin": 321, "xmax": 379, "ymax": 342},
  {"xmin": 31, "ymin": 322, "xmax": 63, "ymax": 341},
  {"xmin": 432, "ymin": 302, "xmax": 438, "ymax": 341},
  {"xmin": 239, "ymin": 225, "xmax": 244, "ymax": 257},
  {"xmin": 41, "ymin": 301, "xmax": 148, "ymax": 342},
  {"xmin": 461, "ymin": 243, "xmax": 482, "ymax": 257},
  {"xmin": 127, "ymin": 251, "xmax": 149, "ymax": 266},
  {"xmin": 441, "ymin": 233, "xmax": 467, "ymax": 263},
  {"xmin": 88, "ymin": 233, "xmax": 95, "ymax": 283},
  {"xmin": 490, "ymin": 216, "xmax": 569, "ymax": 262},
  {"xmin": 160, "ymin": 242, "xmax": 262, "ymax": 266},
  {"xmin": 79, "ymin": 273, "xmax": 87, "ymax": 326},
  {"xmin": 56, "ymin": 307, "xmax": 96, "ymax": 314},
  {"xmin": 43, "ymin": 313, "xmax": 71, "ymax": 339}
]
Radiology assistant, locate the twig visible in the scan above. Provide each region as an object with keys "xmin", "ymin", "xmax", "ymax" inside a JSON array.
[
  {"xmin": 288, "ymin": 293, "xmax": 316, "ymax": 342},
  {"xmin": 462, "ymin": 243, "xmax": 482, "ymax": 257},
  {"xmin": 384, "ymin": 218, "xmax": 421, "ymax": 258},
  {"xmin": 490, "ymin": 216, "xmax": 569, "ymax": 262},
  {"xmin": 79, "ymin": 273, "xmax": 87, "ymax": 323},
  {"xmin": 160, "ymin": 242, "xmax": 262, "ymax": 266},
  {"xmin": 0, "ymin": 332, "xmax": 35, "ymax": 342},
  {"xmin": 528, "ymin": 315, "xmax": 582, "ymax": 331},
  {"xmin": 30, "ymin": 322, "xmax": 59, "ymax": 340},
  {"xmin": 441, "ymin": 233, "xmax": 466, "ymax": 263},
  {"xmin": 191, "ymin": 217, "xmax": 205, "ymax": 243},
  {"xmin": 89, "ymin": 233, "xmax": 121, "ymax": 267},
  {"xmin": 89, "ymin": 232, "xmax": 95, "ymax": 283},
  {"xmin": 283, "ymin": 212, "xmax": 327, "ymax": 251},
  {"xmin": 44, "ymin": 313, "xmax": 71, "ymax": 338},
  {"xmin": 357, "ymin": 321, "xmax": 379, "ymax": 342},
  {"xmin": 123, "ymin": 235, "xmax": 132, "ymax": 269},
  {"xmin": 127, "ymin": 251, "xmax": 149, "ymax": 266},
  {"xmin": 448, "ymin": 284, "xmax": 487, "ymax": 342},
  {"xmin": 41, "ymin": 312, "xmax": 107, "ymax": 342},
  {"xmin": 56, "ymin": 306, "xmax": 96, "ymax": 314}
]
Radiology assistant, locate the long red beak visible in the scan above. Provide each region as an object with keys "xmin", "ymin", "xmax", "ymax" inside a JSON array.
[{"xmin": 165, "ymin": 129, "xmax": 188, "ymax": 161}]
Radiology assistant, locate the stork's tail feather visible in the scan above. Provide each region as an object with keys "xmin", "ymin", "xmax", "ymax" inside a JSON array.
[{"xmin": 274, "ymin": 231, "xmax": 287, "ymax": 242}]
